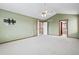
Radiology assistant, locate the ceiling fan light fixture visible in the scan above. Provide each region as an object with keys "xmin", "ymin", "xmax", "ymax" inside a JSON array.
[
  {"xmin": 41, "ymin": 13, "xmax": 46, "ymax": 17},
  {"xmin": 41, "ymin": 10, "xmax": 47, "ymax": 17}
]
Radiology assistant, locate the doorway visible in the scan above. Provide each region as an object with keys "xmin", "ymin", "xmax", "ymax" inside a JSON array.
[
  {"xmin": 37, "ymin": 20, "xmax": 47, "ymax": 35},
  {"xmin": 59, "ymin": 20, "xmax": 68, "ymax": 37}
]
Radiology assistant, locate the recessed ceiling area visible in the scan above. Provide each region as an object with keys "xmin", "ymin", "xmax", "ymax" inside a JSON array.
[{"xmin": 0, "ymin": 3, "xmax": 79, "ymax": 20}]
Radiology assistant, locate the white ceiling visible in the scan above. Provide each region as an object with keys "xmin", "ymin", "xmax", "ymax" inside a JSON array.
[{"xmin": 0, "ymin": 3, "xmax": 79, "ymax": 20}]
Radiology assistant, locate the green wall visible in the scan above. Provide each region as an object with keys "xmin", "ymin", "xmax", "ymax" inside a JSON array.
[
  {"xmin": 47, "ymin": 14, "xmax": 79, "ymax": 38},
  {"xmin": 0, "ymin": 9, "xmax": 37, "ymax": 43}
]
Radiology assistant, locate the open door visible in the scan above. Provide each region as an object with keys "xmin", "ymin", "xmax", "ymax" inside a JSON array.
[
  {"xmin": 37, "ymin": 20, "xmax": 43, "ymax": 35},
  {"xmin": 37, "ymin": 20, "xmax": 47, "ymax": 35},
  {"xmin": 59, "ymin": 20, "xmax": 68, "ymax": 37}
]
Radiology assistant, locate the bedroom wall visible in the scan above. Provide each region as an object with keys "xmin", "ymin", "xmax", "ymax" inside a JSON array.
[
  {"xmin": 47, "ymin": 14, "xmax": 78, "ymax": 38},
  {"xmin": 0, "ymin": 9, "xmax": 37, "ymax": 43}
]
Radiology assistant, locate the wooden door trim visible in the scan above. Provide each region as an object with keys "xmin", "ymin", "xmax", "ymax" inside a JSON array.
[{"xmin": 59, "ymin": 19, "xmax": 68, "ymax": 37}]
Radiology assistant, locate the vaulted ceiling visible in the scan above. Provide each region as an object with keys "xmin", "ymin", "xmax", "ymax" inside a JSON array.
[{"xmin": 0, "ymin": 3, "xmax": 79, "ymax": 20}]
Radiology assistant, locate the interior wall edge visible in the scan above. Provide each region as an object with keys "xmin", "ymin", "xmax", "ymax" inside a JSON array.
[{"xmin": 0, "ymin": 35, "xmax": 37, "ymax": 45}]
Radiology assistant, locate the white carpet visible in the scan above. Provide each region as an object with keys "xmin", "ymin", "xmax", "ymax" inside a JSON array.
[{"xmin": 0, "ymin": 35, "xmax": 79, "ymax": 55}]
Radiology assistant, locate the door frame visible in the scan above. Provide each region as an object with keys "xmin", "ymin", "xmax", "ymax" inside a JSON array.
[
  {"xmin": 37, "ymin": 20, "xmax": 48, "ymax": 35},
  {"xmin": 59, "ymin": 19, "xmax": 68, "ymax": 37}
]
